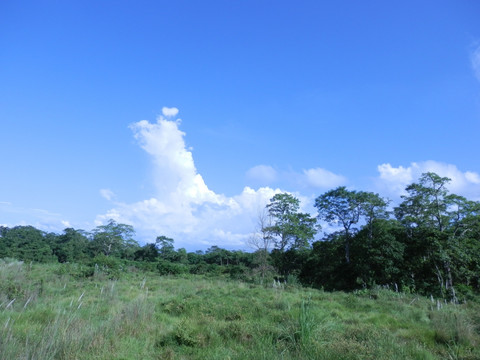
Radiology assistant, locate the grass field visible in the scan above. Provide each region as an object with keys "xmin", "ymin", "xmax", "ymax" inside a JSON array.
[{"xmin": 0, "ymin": 259, "xmax": 479, "ymax": 359}]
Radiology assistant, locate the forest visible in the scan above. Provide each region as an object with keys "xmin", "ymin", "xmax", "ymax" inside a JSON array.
[{"xmin": 1, "ymin": 171, "xmax": 479, "ymax": 301}]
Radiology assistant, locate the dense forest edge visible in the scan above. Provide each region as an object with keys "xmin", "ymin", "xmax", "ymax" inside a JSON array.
[{"xmin": 1, "ymin": 172, "xmax": 479, "ymax": 302}]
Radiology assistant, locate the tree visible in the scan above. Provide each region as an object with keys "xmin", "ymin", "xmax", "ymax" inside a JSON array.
[
  {"xmin": 0, "ymin": 226, "xmax": 8, "ymax": 238},
  {"xmin": 350, "ymin": 219, "xmax": 405, "ymax": 288},
  {"xmin": 51, "ymin": 228, "xmax": 89, "ymax": 263},
  {"xmin": 394, "ymin": 172, "xmax": 480, "ymax": 299},
  {"xmin": 266, "ymin": 193, "xmax": 300, "ymax": 251},
  {"xmin": 156, "ymin": 235, "xmax": 175, "ymax": 261},
  {"xmin": 0, "ymin": 226, "xmax": 10, "ymax": 258},
  {"xmin": 359, "ymin": 191, "xmax": 390, "ymax": 239},
  {"xmin": 248, "ymin": 209, "xmax": 275, "ymax": 253},
  {"xmin": 90, "ymin": 219, "xmax": 137, "ymax": 257},
  {"xmin": 266, "ymin": 193, "xmax": 317, "ymax": 251},
  {"xmin": 248, "ymin": 209, "xmax": 275, "ymax": 283},
  {"xmin": 289, "ymin": 212, "xmax": 318, "ymax": 250},
  {"xmin": 301, "ymin": 232, "xmax": 349, "ymax": 290},
  {"xmin": 315, "ymin": 187, "xmax": 362, "ymax": 264},
  {"xmin": 205, "ymin": 246, "xmax": 231, "ymax": 266},
  {"xmin": 134, "ymin": 243, "xmax": 159, "ymax": 262},
  {"xmin": 395, "ymin": 172, "xmax": 451, "ymax": 232},
  {"xmin": 1, "ymin": 226, "xmax": 55, "ymax": 262},
  {"xmin": 315, "ymin": 187, "xmax": 387, "ymax": 264}
]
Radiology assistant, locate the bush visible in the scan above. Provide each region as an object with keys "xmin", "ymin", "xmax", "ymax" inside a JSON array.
[
  {"xmin": 53, "ymin": 262, "xmax": 94, "ymax": 278},
  {"xmin": 157, "ymin": 260, "xmax": 189, "ymax": 275},
  {"xmin": 91, "ymin": 254, "xmax": 122, "ymax": 279},
  {"xmin": 226, "ymin": 265, "xmax": 249, "ymax": 280},
  {"xmin": 189, "ymin": 262, "xmax": 209, "ymax": 275}
]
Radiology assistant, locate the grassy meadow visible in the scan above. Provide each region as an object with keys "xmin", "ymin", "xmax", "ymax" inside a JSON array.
[{"xmin": 0, "ymin": 259, "xmax": 479, "ymax": 360}]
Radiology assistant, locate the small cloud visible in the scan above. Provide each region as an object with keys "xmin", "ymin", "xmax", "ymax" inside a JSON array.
[
  {"xmin": 246, "ymin": 165, "xmax": 278, "ymax": 184},
  {"xmin": 61, "ymin": 220, "xmax": 71, "ymax": 228},
  {"xmin": 162, "ymin": 107, "xmax": 179, "ymax": 117},
  {"xmin": 376, "ymin": 163, "xmax": 415, "ymax": 195},
  {"xmin": 472, "ymin": 43, "xmax": 480, "ymax": 82},
  {"xmin": 303, "ymin": 168, "xmax": 347, "ymax": 189},
  {"xmin": 100, "ymin": 189, "xmax": 116, "ymax": 201},
  {"xmin": 465, "ymin": 171, "xmax": 480, "ymax": 184}
]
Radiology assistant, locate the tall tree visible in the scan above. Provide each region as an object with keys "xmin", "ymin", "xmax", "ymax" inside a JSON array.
[
  {"xmin": 134, "ymin": 243, "xmax": 159, "ymax": 262},
  {"xmin": 248, "ymin": 209, "xmax": 275, "ymax": 283},
  {"xmin": 266, "ymin": 193, "xmax": 317, "ymax": 251},
  {"xmin": 90, "ymin": 219, "xmax": 137, "ymax": 257},
  {"xmin": 52, "ymin": 228, "xmax": 89, "ymax": 263},
  {"xmin": 350, "ymin": 219, "xmax": 405, "ymax": 288},
  {"xmin": 359, "ymin": 191, "xmax": 390, "ymax": 239},
  {"xmin": 315, "ymin": 187, "xmax": 387, "ymax": 264},
  {"xmin": 156, "ymin": 235, "xmax": 175, "ymax": 261},
  {"xmin": 315, "ymin": 187, "xmax": 362, "ymax": 264},
  {"xmin": 395, "ymin": 172, "xmax": 480, "ymax": 299},
  {"xmin": 266, "ymin": 193, "xmax": 300, "ymax": 251},
  {"xmin": 395, "ymin": 172, "xmax": 451, "ymax": 232}
]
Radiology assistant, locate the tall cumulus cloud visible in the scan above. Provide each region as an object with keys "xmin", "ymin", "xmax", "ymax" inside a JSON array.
[{"xmin": 96, "ymin": 113, "xmax": 280, "ymax": 249}]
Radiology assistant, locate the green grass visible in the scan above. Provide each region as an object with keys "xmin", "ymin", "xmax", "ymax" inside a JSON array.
[{"xmin": 0, "ymin": 260, "xmax": 479, "ymax": 359}]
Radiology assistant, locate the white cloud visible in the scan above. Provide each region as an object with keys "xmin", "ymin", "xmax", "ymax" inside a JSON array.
[
  {"xmin": 162, "ymin": 107, "xmax": 179, "ymax": 117},
  {"xmin": 61, "ymin": 220, "xmax": 72, "ymax": 228},
  {"xmin": 97, "ymin": 114, "xmax": 281, "ymax": 249},
  {"xmin": 303, "ymin": 167, "xmax": 347, "ymax": 189},
  {"xmin": 376, "ymin": 161, "xmax": 480, "ymax": 200},
  {"xmin": 376, "ymin": 163, "xmax": 415, "ymax": 195},
  {"xmin": 465, "ymin": 171, "xmax": 480, "ymax": 184},
  {"xmin": 472, "ymin": 43, "xmax": 480, "ymax": 82},
  {"xmin": 129, "ymin": 115, "xmax": 222, "ymax": 206},
  {"xmin": 0, "ymin": 202, "xmax": 73, "ymax": 233},
  {"xmin": 246, "ymin": 165, "xmax": 278, "ymax": 184},
  {"xmin": 100, "ymin": 189, "xmax": 116, "ymax": 201}
]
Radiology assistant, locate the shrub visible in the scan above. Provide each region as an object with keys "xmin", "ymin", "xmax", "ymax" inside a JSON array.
[
  {"xmin": 157, "ymin": 260, "xmax": 189, "ymax": 275},
  {"xmin": 226, "ymin": 265, "xmax": 249, "ymax": 280},
  {"xmin": 0, "ymin": 259, "xmax": 26, "ymax": 301},
  {"xmin": 91, "ymin": 254, "xmax": 122, "ymax": 279}
]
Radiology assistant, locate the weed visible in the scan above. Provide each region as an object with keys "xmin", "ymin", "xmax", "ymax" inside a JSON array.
[{"xmin": 430, "ymin": 308, "xmax": 478, "ymax": 347}]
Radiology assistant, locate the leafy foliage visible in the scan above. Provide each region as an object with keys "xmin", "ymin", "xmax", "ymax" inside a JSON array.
[{"xmin": 266, "ymin": 193, "xmax": 318, "ymax": 251}]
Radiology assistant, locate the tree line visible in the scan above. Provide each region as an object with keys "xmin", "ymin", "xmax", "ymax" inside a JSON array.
[
  {"xmin": 0, "ymin": 220, "xmax": 257, "ymax": 279},
  {"xmin": 259, "ymin": 172, "xmax": 480, "ymax": 301},
  {"xmin": 1, "ymin": 172, "xmax": 479, "ymax": 300}
]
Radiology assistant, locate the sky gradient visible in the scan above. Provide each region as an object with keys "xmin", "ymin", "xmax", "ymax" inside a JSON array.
[{"xmin": 1, "ymin": 1, "xmax": 480, "ymax": 250}]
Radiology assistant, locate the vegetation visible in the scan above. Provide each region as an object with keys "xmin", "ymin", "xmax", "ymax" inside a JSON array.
[
  {"xmin": 0, "ymin": 259, "xmax": 479, "ymax": 359},
  {"xmin": 1, "ymin": 172, "xmax": 479, "ymax": 300},
  {"xmin": 1, "ymin": 171, "xmax": 480, "ymax": 358}
]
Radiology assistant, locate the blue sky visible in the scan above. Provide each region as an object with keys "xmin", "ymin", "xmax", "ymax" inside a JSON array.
[{"xmin": 1, "ymin": 1, "xmax": 480, "ymax": 250}]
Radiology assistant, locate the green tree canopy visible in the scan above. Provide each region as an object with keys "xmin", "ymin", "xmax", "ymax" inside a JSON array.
[
  {"xmin": 394, "ymin": 172, "xmax": 480, "ymax": 299},
  {"xmin": 90, "ymin": 219, "xmax": 137, "ymax": 258},
  {"xmin": 266, "ymin": 193, "xmax": 317, "ymax": 251},
  {"xmin": 315, "ymin": 187, "xmax": 388, "ymax": 264}
]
